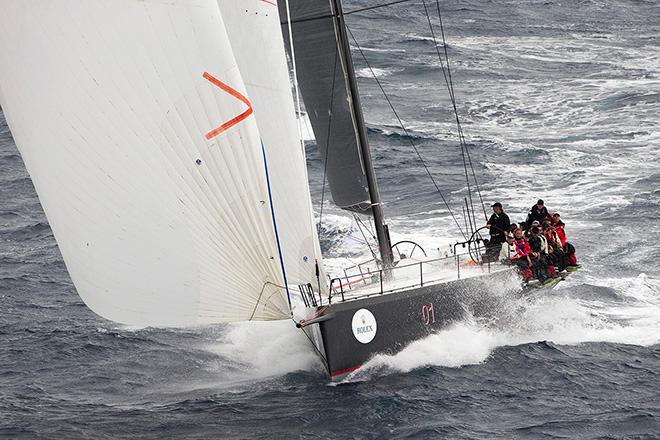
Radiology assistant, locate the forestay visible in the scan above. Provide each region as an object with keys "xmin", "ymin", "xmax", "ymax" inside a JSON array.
[{"xmin": 0, "ymin": 0, "xmax": 323, "ymax": 326}]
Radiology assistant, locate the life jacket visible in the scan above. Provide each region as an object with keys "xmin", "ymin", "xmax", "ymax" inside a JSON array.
[{"xmin": 545, "ymin": 230, "xmax": 562, "ymax": 250}]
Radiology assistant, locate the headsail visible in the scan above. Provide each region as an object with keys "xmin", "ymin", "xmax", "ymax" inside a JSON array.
[
  {"xmin": 218, "ymin": 0, "xmax": 327, "ymax": 291},
  {"xmin": 278, "ymin": 0, "xmax": 372, "ymax": 213},
  {"xmin": 0, "ymin": 0, "xmax": 323, "ymax": 326}
]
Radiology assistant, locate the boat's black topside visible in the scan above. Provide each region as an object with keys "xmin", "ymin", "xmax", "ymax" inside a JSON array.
[{"xmin": 315, "ymin": 268, "xmax": 522, "ymax": 380}]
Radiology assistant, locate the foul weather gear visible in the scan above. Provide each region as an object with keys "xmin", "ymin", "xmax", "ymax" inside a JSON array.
[{"xmin": 526, "ymin": 204, "xmax": 549, "ymax": 227}]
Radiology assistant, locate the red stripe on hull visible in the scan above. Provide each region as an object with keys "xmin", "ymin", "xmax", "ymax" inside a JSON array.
[{"xmin": 330, "ymin": 365, "xmax": 362, "ymax": 377}]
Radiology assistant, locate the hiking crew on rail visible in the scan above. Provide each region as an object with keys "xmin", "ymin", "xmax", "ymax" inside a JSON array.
[{"xmin": 484, "ymin": 199, "xmax": 578, "ymax": 284}]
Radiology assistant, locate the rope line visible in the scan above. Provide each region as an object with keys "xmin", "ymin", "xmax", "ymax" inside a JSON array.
[
  {"xmin": 292, "ymin": 317, "xmax": 329, "ymax": 366},
  {"xmin": 318, "ymin": 48, "xmax": 340, "ymax": 233},
  {"xmin": 430, "ymin": 0, "xmax": 489, "ymax": 221},
  {"xmin": 346, "ymin": 0, "xmax": 419, "ymax": 15},
  {"xmin": 435, "ymin": 0, "xmax": 488, "ymax": 220},
  {"xmin": 353, "ymin": 213, "xmax": 379, "ymax": 261},
  {"xmin": 421, "ymin": 0, "xmax": 476, "ymax": 232},
  {"xmin": 346, "ymin": 24, "xmax": 468, "ymax": 241}
]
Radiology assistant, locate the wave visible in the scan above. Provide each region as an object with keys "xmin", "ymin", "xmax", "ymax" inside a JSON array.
[
  {"xmin": 205, "ymin": 320, "xmax": 323, "ymax": 383},
  {"xmin": 1, "ymin": 221, "xmax": 52, "ymax": 241},
  {"xmin": 341, "ymin": 273, "xmax": 660, "ymax": 382},
  {"xmin": 367, "ymin": 126, "xmax": 432, "ymax": 142},
  {"xmin": 356, "ymin": 67, "xmax": 403, "ymax": 79}
]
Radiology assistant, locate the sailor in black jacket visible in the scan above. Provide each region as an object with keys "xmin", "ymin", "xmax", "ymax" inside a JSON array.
[
  {"xmin": 526, "ymin": 199, "xmax": 549, "ymax": 228},
  {"xmin": 484, "ymin": 202, "xmax": 510, "ymax": 262}
]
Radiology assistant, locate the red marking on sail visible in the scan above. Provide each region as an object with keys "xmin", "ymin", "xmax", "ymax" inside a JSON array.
[
  {"xmin": 260, "ymin": 0, "xmax": 277, "ymax": 5},
  {"xmin": 202, "ymin": 71, "xmax": 253, "ymax": 140}
]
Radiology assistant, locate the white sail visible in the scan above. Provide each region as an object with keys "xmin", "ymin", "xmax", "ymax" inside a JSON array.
[
  {"xmin": 0, "ymin": 0, "xmax": 321, "ymax": 326},
  {"xmin": 217, "ymin": 0, "xmax": 327, "ymax": 290}
]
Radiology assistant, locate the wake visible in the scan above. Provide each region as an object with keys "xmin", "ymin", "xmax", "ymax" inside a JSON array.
[{"xmin": 344, "ymin": 272, "xmax": 660, "ymax": 382}]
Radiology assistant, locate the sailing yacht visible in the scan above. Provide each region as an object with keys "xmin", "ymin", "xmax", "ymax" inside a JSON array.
[{"xmin": 0, "ymin": 0, "xmax": 557, "ymax": 381}]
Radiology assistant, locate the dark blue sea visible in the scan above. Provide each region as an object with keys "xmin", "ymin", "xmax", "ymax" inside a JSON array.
[{"xmin": 1, "ymin": 1, "xmax": 659, "ymax": 438}]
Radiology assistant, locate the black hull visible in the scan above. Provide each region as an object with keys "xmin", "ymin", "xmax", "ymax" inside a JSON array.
[{"xmin": 311, "ymin": 268, "xmax": 521, "ymax": 381}]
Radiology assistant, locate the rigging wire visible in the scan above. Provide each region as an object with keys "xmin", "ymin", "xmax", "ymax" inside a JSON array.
[
  {"xmin": 353, "ymin": 213, "xmax": 379, "ymax": 261},
  {"xmin": 345, "ymin": 25, "xmax": 468, "ymax": 241},
  {"xmin": 421, "ymin": 0, "xmax": 476, "ymax": 232},
  {"xmin": 346, "ymin": 0, "xmax": 419, "ymax": 15},
  {"xmin": 434, "ymin": 1, "xmax": 488, "ymax": 222},
  {"xmin": 284, "ymin": 0, "xmax": 305, "ymax": 156},
  {"xmin": 424, "ymin": 0, "xmax": 489, "ymax": 222},
  {"xmin": 318, "ymin": 48, "xmax": 340, "ymax": 233}
]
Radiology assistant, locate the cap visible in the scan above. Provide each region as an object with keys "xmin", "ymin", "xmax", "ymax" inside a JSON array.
[
  {"xmin": 553, "ymin": 212, "xmax": 560, "ymax": 217},
  {"xmin": 537, "ymin": 199, "xmax": 544, "ymax": 205},
  {"xmin": 532, "ymin": 220, "xmax": 540, "ymax": 226},
  {"xmin": 491, "ymin": 202, "xmax": 503, "ymax": 208}
]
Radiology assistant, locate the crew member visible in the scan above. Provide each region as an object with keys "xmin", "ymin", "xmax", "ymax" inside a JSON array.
[
  {"xmin": 526, "ymin": 199, "xmax": 549, "ymax": 228},
  {"xmin": 510, "ymin": 228, "xmax": 533, "ymax": 280},
  {"xmin": 551, "ymin": 213, "xmax": 567, "ymax": 246},
  {"xmin": 543, "ymin": 221, "xmax": 568, "ymax": 272},
  {"xmin": 528, "ymin": 226, "xmax": 551, "ymax": 282},
  {"xmin": 484, "ymin": 202, "xmax": 510, "ymax": 262}
]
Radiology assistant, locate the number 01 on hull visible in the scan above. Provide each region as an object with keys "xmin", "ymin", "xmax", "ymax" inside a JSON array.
[{"xmin": 301, "ymin": 268, "xmax": 519, "ymax": 381}]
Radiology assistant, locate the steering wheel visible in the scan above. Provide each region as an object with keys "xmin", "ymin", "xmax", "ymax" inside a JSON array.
[
  {"xmin": 467, "ymin": 226, "xmax": 490, "ymax": 264},
  {"xmin": 391, "ymin": 240, "xmax": 427, "ymax": 263}
]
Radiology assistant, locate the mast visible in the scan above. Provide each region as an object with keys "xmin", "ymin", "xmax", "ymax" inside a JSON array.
[{"xmin": 329, "ymin": 0, "xmax": 394, "ymax": 270}]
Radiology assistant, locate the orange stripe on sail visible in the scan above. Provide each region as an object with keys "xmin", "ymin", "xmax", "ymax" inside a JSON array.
[{"xmin": 202, "ymin": 71, "xmax": 254, "ymax": 140}]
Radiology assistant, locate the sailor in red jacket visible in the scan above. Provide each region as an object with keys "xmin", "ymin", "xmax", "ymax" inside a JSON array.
[
  {"xmin": 551, "ymin": 213, "xmax": 579, "ymax": 266},
  {"xmin": 551, "ymin": 213, "xmax": 567, "ymax": 246}
]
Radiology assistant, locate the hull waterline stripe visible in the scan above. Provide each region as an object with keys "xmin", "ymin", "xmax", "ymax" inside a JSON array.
[
  {"xmin": 261, "ymin": 141, "xmax": 292, "ymax": 311},
  {"xmin": 202, "ymin": 71, "xmax": 254, "ymax": 140},
  {"xmin": 330, "ymin": 365, "xmax": 362, "ymax": 377}
]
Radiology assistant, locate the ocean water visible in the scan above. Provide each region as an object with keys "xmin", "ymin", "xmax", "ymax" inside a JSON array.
[{"xmin": 1, "ymin": 0, "xmax": 659, "ymax": 438}]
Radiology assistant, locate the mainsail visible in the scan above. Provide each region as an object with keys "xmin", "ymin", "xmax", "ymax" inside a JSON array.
[
  {"xmin": 278, "ymin": 0, "xmax": 372, "ymax": 212},
  {"xmin": 280, "ymin": 0, "xmax": 394, "ymax": 268},
  {"xmin": 0, "ymin": 0, "xmax": 324, "ymax": 326}
]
